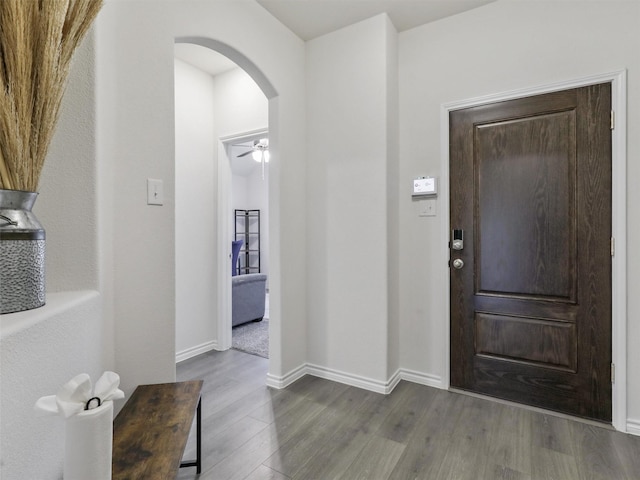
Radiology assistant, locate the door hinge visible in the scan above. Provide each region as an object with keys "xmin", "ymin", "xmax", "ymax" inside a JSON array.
[
  {"xmin": 611, "ymin": 237, "xmax": 615, "ymax": 257},
  {"xmin": 611, "ymin": 363, "xmax": 615, "ymax": 384},
  {"xmin": 611, "ymin": 110, "xmax": 615, "ymax": 130}
]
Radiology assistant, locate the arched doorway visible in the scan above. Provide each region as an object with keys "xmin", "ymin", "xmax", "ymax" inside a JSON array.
[{"xmin": 174, "ymin": 38, "xmax": 275, "ymax": 366}]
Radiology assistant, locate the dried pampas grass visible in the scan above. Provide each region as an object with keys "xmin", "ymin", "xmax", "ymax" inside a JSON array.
[{"xmin": 0, "ymin": 0, "xmax": 103, "ymax": 192}]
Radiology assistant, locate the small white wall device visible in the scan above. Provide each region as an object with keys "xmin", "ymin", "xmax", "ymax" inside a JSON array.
[{"xmin": 412, "ymin": 176, "xmax": 437, "ymax": 197}]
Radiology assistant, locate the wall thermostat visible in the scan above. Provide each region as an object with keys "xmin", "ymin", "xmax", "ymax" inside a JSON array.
[{"xmin": 412, "ymin": 176, "xmax": 437, "ymax": 197}]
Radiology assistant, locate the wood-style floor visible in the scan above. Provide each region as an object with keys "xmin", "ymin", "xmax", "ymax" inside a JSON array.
[{"xmin": 176, "ymin": 349, "xmax": 640, "ymax": 480}]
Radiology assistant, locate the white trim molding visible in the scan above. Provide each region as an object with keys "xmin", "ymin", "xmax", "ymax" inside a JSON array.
[
  {"xmin": 304, "ymin": 364, "xmax": 396, "ymax": 394},
  {"xmin": 266, "ymin": 363, "xmax": 306, "ymax": 389},
  {"xmin": 440, "ymin": 70, "xmax": 628, "ymax": 432},
  {"xmin": 627, "ymin": 419, "xmax": 640, "ymax": 437},
  {"xmin": 176, "ymin": 340, "xmax": 218, "ymax": 363},
  {"xmin": 399, "ymin": 369, "xmax": 443, "ymax": 389},
  {"xmin": 266, "ymin": 363, "xmax": 443, "ymax": 395}
]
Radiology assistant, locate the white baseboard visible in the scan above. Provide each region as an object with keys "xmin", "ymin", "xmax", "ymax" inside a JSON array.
[
  {"xmin": 266, "ymin": 363, "xmax": 306, "ymax": 389},
  {"xmin": 305, "ymin": 363, "xmax": 397, "ymax": 394},
  {"xmin": 266, "ymin": 363, "xmax": 443, "ymax": 395},
  {"xmin": 399, "ymin": 368, "xmax": 443, "ymax": 389},
  {"xmin": 175, "ymin": 340, "xmax": 218, "ymax": 363},
  {"xmin": 626, "ymin": 418, "xmax": 640, "ymax": 436}
]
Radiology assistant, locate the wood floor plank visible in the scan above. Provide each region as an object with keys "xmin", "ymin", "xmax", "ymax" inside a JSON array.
[
  {"xmin": 174, "ymin": 349, "xmax": 640, "ymax": 480},
  {"xmin": 530, "ymin": 446, "xmax": 580, "ymax": 480},
  {"xmin": 200, "ymin": 377, "xmax": 270, "ymax": 417},
  {"xmin": 289, "ymin": 375, "xmax": 351, "ymax": 406},
  {"xmin": 483, "ymin": 402, "xmax": 532, "ymax": 477},
  {"xmin": 375, "ymin": 380, "xmax": 438, "ymax": 443},
  {"xmin": 196, "ymin": 424, "xmax": 283, "ymax": 480},
  {"xmin": 203, "ymin": 385, "xmax": 288, "ymax": 437},
  {"xmin": 610, "ymin": 429, "xmax": 640, "ymax": 479},
  {"xmin": 193, "ymin": 415, "xmax": 270, "ymax": 471},
  {"xmin": 434, "ymin": 394, "xmax": 504, "ymax": 480},
  {"xmin": 263, "ymin": 385, "xmax": 381, "ymax": 477},
  {"xmin": 531, "ymin": 412, "xmax": 574, "ymax": 455},
  {"xmin": 485, "ymin": 464, "xmax": 532, "ymax": 480},
  {"xmin": 337, "ymin": 435, "xmax": 405, "ymax": 480},
  {"xmin": 288, "ymin": 388, "xmax": 393, "ymax": 480},
  {"xmin": 340, "ymin": 386, "xmax": 397, "ymax": 436},
  {"xmin": 244, "ymin": 464, "xmax": 291, "ymax": 480},
  {"xmin": 290, "ymin": 428, "xmax": 370, "ymax": 480},
  {"xmin": 204, "ymin": 398, "xmax": 327, "ymax": 480},
  {"xmin": 569, "ymin": 421, "xmax": 631, "ymax": 480},
  {"xmin": 247, "ymin": 388, "xmax": 308, "ymax": 425},
  {"xmin": 263, "ymin": 410, "xmax": 347, "ymax": 475},
  {"xmin": 388, "ymin": 390, "xmax": 465, "ymax": 479},
  {"xmin": 177, "ymin": 349, "xmax": 263, "ymax": 383}
]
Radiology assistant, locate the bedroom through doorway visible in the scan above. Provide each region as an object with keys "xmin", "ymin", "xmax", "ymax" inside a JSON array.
[{"xmin": 228, "ymin": 133, "xmax": 270, "ymax": 359}]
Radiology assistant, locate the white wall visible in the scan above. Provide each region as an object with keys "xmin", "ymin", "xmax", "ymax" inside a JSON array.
[
  {"xmin": 398, "ymin": 0, "xmax": 640, "ymax": 430},
  {"xmin": 1, "ymin": 292, "xmax": 103, "ymax": 479},
  {"xmin": 98, "ymin": 0, "xmax": 306, "ymax": 396},
  {"xmin": 385, "ymin": 18, "xmax": 400, "ymax": 379},
  {"xmin": 306, "ymin": 14, "xmax": 397, "ymax": 385},
  {"xmin": 174, "ymin": 59, "xmax": 217, "ymax": 357},
  {"xmin": 212, "ymin": 68, "xmax": 269, "ymax": 139},
  {"xmin": 232, "ymin": 173, "xmax": 249, "ymax": 210},
  {"xmin": 0, "ymin": 31, "xmax": 111, "ymax": 479}
]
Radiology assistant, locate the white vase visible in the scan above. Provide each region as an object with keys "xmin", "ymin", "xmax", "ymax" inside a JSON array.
[{"xmin": 63, "ymin": 401, "xmax": 113, "ymax": 480}]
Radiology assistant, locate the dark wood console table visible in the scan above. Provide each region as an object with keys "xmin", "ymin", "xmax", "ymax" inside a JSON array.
[{"xmin": 112, "ymin": 380, "xmax": 203, "ymax": 479}]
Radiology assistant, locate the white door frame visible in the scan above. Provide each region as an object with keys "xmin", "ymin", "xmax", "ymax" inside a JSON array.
[
  {"xmin": 440, "ymin": 70, "xmax": 628, "ymax": 432},
  {"xmin": 217, "ymin": 128, "xmax": 269, "ymax": 351}
]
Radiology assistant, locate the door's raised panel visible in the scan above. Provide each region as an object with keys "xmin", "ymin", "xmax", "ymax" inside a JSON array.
[
  {"xmin": 476, "ymin": 112, "xmax": 577, "ymax": 300},
  {"xmin": 475, "ymin": 295, "xmax": 578, "ymax": 320},
  {"xmin": 475, "ymin": 313, "xmax": 577, "ymax": 371}
]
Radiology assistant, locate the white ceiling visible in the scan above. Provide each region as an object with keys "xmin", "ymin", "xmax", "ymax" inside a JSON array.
[
  {"xmin": 256, "ymin": 0, "xmax": 495, "ymax": 41},
  {"xmin": 175, "ymin": 1, "xmax": 495, "ymax": 75}
]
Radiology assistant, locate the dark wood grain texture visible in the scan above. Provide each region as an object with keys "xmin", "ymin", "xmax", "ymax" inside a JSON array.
[
  {"xmin": 450, "ymin": 83, "xmax": 612, "ymax": 421},
  {"xmin": 113, "ymin": 380, "xmax": 203, "ymax": 479}
]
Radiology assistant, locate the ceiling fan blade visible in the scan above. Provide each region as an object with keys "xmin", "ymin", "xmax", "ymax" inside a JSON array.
[{"xmin": 237, "ymin": 150, "xmax": 254, "ymax": 157}]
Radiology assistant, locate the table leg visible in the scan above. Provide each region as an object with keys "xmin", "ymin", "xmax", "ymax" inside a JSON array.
[
  {"xmin": 179, "ymin": 395, "xmax": 202, "ymax": 473},
  {"xmin": 196, "ymin": 396, "xmax": 202, "ymax": 474}
]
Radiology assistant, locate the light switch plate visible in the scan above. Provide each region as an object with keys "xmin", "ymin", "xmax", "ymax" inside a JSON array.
[
  {"xmin": 419, "ymin": 198, "xmax": 437, "ymax": 217},
  {"xmin": 147, "ymin": 178, "xmax": 164, "ymax": 205}
]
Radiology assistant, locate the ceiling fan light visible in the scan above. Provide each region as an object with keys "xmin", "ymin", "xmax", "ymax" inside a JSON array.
[
  {"xmin": 252, "ymin": 150, "xmax": 262, "ymax": 162},
  {"xmin": 264, "ymin": 151, "xmax": 270, "ymax": 163}
]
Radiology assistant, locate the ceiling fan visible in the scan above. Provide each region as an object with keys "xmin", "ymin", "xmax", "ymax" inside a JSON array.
[
  {"xmin": 234, "ymin": 137, "xmax": 270, "ymax": 179},
  {"xmin": 235, "ymin": 138, "xmax": 269, "ymax": 162}
]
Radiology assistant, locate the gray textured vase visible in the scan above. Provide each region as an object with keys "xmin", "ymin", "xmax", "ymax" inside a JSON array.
[{"xmin": 0, "ymin": 189, "xmax": 46, "ymax": 314}]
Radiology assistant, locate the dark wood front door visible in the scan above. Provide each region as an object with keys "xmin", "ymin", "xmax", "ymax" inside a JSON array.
[{"xmin": 449, "ymin": 83, "xmax": 612, "ymax": 422}]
